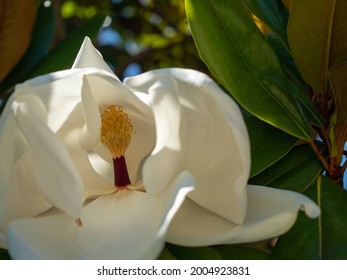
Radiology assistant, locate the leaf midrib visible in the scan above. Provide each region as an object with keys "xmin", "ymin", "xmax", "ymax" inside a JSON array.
[{"xmin": 207, "ymin": 1, "xmax": 309, "ymax": 139}]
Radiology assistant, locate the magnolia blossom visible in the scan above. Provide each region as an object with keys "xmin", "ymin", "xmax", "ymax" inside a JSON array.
[{"xmin": 0, "ymin": 37, "xmax": 319, "ymax": 259}]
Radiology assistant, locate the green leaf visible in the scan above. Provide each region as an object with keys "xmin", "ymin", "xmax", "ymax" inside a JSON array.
[
  {"xmin": 0, "ymin": 249, "xmax": 10, "ymax": 260},
  {"xmin": 242, "ymin": 0, "xmax": 289, "ymax": 45},
  {"xmin": 243, "ymin": 110, "xmax": 298, "ymax": 177},
  {"xmin": 186, "ymin": 0, "xmax": 313, "ymax": 140},
  {"xmin": 329, "ymin": 61, "xmax": 347, "ymax": 125},
  {"xmin": 317, "ymin": 176, "xmax": 347, "ymax": 259},
  {"xmin": 288, "ymin": 0, "xmax": 347, "ymax": 95},
  {"xmin": 165, "ymin": 244, "xmax": 221, "ymax": 260},
  {"xmin": 249, "ymin": 144, "xmax": 323, "ymax": 193},
  {"xmin": 213, "ymin": 245, "xmax": 270, "ymax": 260},
  {"xmin": 282, "ymin": 0, "xmax": 291, "ymax": 11},
  {"xmin": 272, "ymin": 176, "xmax": 347, "ymax": 259},
  {"xmin": 0, "ymin": 2, "xmax": 55, "ymax": 94},
  {"xmin": 271, "ymin": 210, "xmax": 320, "ymax": 259},
  {"xmin": 157, "ymin": 247, "xmax": 177, "ymax": 260},
  {"xmin": 28, "ymin": 14, "xmax": 105, "ymax": 77},
  {"xmin": 266, "ymin": 32, "xmax": 303, "ymax": 84},
  {"xmin": 267, "ymin": 32, "xmax": 323, "ymax": 128}
]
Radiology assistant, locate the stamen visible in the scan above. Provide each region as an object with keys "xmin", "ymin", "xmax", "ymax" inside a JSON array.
[
  {"xmin": 100, "ymin": 105, "xmax": 135, "ymax": 188},
  {"xmin": 75, "ymin": 218, "xmax": 83, "ymax": 227},
  {"xmin": 100, "ymin": 105, "xmax": 135, "ymax": 158}
]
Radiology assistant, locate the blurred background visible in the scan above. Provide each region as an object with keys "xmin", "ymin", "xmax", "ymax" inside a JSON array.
[
  {"xmin": 42, "ymin": 0, "xmax": 208, "ymax": 78},
  {"xmin": 0, "ymin": 0, "xmax": 212, "ymax": 109}
]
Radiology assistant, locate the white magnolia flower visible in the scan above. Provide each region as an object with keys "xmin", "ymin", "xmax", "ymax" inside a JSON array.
[{"xmin": 0, "ymin": 37, "xmax": 319, "ymax": 259}]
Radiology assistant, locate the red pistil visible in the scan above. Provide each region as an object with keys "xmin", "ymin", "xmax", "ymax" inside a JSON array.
[{"xmin": 113, "ymin": 156, "xmax": 131, "ymax": 188}]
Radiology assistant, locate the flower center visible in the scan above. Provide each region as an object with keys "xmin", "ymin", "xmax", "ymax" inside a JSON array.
[{"xmin": 100, "ymin": 105, "xmax": 135, "ymax": 188}]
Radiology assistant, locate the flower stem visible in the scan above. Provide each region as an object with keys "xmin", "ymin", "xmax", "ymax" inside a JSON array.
[
  {"xmin": 113, "ymin": 156, "xmax": 131, "ymax": 188},
  {"xmin": 309, "ymin": 141, "xmax": 330, "ymax": 172}
]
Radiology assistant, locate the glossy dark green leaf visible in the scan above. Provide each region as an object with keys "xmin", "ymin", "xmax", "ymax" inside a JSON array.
[
  {"xmin": 267, "ymin": 32, "xmax": 303, "ymax": 84},
  {"xmin": 165, "ymin": 244, "xmax": 221, "ymax": 260},
  {"xmin": 243, "ymin": 110, "xmax": 298, "ymax": 177},
  {"xmin": 288, "ymin": 0, "xmax": 347, "ymax": 95},
  {"xmin": 0, "ymin": 3, "xmax": 55, "ymax": 94},
  {"xmin": 213, "ymin": 245, "xmax": 270, "ymax": 260},
  {"xmin": 317, "ymin": 176, "xmax": 347, "ymax": 259},
  {"xmin": 186, "ymin": 0, "xmax": 313, "ymax": 140},
  {"xmin": 272, "ymin": 176, "xmax": 347, "ymax": 259},
  {"xmin": 28, "ymin": 14, "xmax": 105, "ymax": 77},
  {"xmin": 249, "ymin": 144, "xmax": 323, "ymax": 193},
  {"xmin": 266, "ymin": 32, "xmax": 323, "ymax": 128},
  {"xmin": 242, "ymin": 0, "xmax": 289, "ymax": 45},
  {"xmin": 271, "ymin": 210, "xmax": 320, "ymax": 259}
]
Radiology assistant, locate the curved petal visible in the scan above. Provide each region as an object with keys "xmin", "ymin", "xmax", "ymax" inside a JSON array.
[
  {"xmin": 78, "ymin": 75, "xmax": 101, "ymax": 150},
  {"xmin": 58, "ymin": 121, "xmax": 115, "ymax": 199},
  {"xmin": 125, "ymin": 68, "xmax": 249, "ymax": 224},
  {"xmin": 7, "ymin": 172, "xmax": 195, "ymax": 259},
  {"xmin": 166, "ymin": 184, "xmax": 320, "ymax": 246},
  {"xmin": 82, "ymin": 73, "xmax": 156, "ymax": 184},
  {"xmin": 72, "ymin": 37, "xmax": 115, "ymax": 76},
  {"xmin": 12, "ymin": 100, "xmax": 84, "ymax": 220},
  {"xmin": 12, "ymin": 69, "xmax": 119, "ymax": 198},
  {"xmin": 0, "ymin": 98, "xmax": 51, "ymax": 247},
  {"xmin": 126, "ymin": 72, "xmax": 185, "ymax": 195},
  {"xmin": 15, "ymin": 69, "xmax": 95, "ymax": 133}
]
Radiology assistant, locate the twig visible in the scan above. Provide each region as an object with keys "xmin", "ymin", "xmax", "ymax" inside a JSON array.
[{"xmin": 309, "ymin": 141, "xmax": 330, "ymax": 172}]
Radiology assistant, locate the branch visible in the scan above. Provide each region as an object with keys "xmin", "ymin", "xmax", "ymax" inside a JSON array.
[{"xmin": 309, "ymin": 141, "xmax": 330, "ymax": 172}]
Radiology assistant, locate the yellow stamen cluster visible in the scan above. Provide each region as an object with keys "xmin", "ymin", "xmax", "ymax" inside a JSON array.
[{"xmin": 100, "ymin": 105, "xmax": 135, "ymax": 158}]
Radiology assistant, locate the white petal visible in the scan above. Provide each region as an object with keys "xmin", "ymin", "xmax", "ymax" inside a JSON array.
[
  {"xmin": 78, "ymin": 76, "xmax": 101, "ymax": 150},
  {"xmin": 0, "ymin": 99, "xmax": 51, "ymax": 247},
  {"xmin": 60, "ymin": 127, "xmax": 115, "ymax": 199},
  {"xmin": 167, "ymin": 185, "xmax": 320, "ymax": 246},
  {"xmin": 81, "ymin": 73, "xmax": 156, "ymax": 184},
  {"xmin": 72, "ymin": 37, "xmax": 115, "ymax": 75},
  {"xmin": 13, "ymin": 69, "xmax": 118, "ymax": 198},
  {"xmin": 127, "ymin": 72, "xmax": 185, "ymax": 195},
  {"xmin": 125, "ymin": 68, "xmax": 249, "ymax": 224},
  {"xmin": 15, "ymin": 69, "xmax": 91, "ymax": 133},
  {"xmin": 7, "ymin": 172, "xmax": 195, "ymax": 259},
  {"xmin": 14, "ymin": 68, "xmax": 121, "ymax": 136},
  {"xmin": 12, "ymin": 101, "xmax": 84, "ymax": 219}
]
